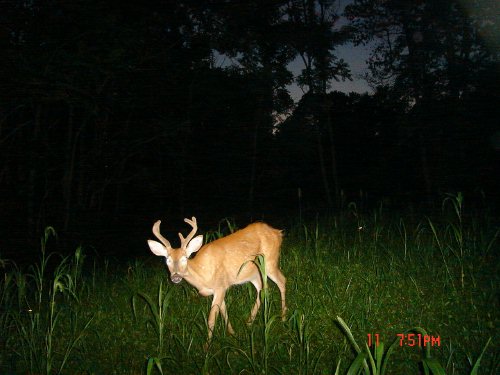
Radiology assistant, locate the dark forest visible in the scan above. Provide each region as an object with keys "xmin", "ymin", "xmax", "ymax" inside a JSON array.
[{"xmin": 1, "ymin": 0, "xmax": 499, "ymax": 257}]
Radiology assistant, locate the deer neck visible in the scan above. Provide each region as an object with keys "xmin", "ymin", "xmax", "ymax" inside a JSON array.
[{"xmin": 184, "ymin": 258, "xmax": 214, "ymax": 296}]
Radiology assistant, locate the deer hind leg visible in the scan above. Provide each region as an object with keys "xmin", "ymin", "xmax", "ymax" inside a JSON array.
[
  {"xmin": 247, "ymin": 278, "xmax": 262, "ymax": 325},
  {"xmin": 268, "ymin": 268, "xmax": 287, "ymax": 321}
]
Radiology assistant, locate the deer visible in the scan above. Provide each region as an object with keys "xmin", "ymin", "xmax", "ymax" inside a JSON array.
[{"xmin": 147, "ymin": 217, "xmax": 287, "ymax": 342}]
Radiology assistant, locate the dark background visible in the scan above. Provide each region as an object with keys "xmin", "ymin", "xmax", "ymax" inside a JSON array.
[{"xmin": 1, "ymin": 0, "xmax": 499, "ymax": 259}]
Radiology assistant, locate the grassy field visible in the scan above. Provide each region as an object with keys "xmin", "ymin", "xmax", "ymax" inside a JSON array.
[{"xmin": 1, "ymin": 196, "xmax": 498, "ymax": 374}]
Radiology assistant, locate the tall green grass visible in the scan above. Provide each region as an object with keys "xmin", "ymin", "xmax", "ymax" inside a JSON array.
[
  {"xmin": 1, "ymin": 227, "xmax": 94, "ymax": 374},
  {"xmin": 1, "ymin": 196, "xmax": 498, "ymax": 373}
]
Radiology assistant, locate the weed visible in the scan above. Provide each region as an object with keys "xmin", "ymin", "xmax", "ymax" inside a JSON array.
[
  {"xmin": 133, "ymin": 281, "xmax": 174, "ymax": 358},
  {"xmin": 4, "ymin": 228, "xmax": 94, "ymax": 374}
]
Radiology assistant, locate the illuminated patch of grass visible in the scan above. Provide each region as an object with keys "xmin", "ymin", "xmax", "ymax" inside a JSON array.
[{"xmin": 0, "ymin": 199, "xmax": 498, "ymax": 373}]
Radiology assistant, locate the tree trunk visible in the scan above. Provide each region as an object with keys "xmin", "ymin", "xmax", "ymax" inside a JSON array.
[
  {"xmin": 315, "ymin": 121, "xmax": 333, "ymax": 208},
  {"xmin": 248, "ymin": 119, "xmax": 258, "ymax": 219},
  {"xmin": 324, "ymin": 96, "xmax": 340, "ymax": 207},
  {"xmin": 27, "ymin": 104, "xmax": 42, "ymax": 236},
  {"xmin": 419, "ymin": 133, "xmax": 432, "ymax": 204}
]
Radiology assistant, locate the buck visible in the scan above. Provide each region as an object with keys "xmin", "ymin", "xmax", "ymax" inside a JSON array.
[{"xmin": 147, "ymin": 217, "xmax": 287, "ymax": 341}]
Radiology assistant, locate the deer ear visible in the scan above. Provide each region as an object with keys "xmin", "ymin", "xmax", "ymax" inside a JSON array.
[
  {"xmin": 185, "ymin": 235, "xmax": 203, "ymax": 257},
  {"xmin": 148, "ymin": 240, "xmax": 169, "ymax": 257}
]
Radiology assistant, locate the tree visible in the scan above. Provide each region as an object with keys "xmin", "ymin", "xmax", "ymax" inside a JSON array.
[
  {"xmin": 209, "ymin": 1, "xmax": 296, "ymax": 217},
  {"xmin": 285, "ymin": 0, "xmax": 351, "ymax": 207},
  {"xmin": 345, "ymin": 0, "xmax": 499, "ymax": 201}
]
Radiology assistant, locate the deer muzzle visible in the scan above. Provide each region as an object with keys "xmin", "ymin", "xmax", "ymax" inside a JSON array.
[{"xmin": 171, "ymin": 274, "xmax": 183, "ymax": 284}]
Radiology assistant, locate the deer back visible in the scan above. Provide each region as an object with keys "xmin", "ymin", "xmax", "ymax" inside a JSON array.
[{"xmin": 187, "ymin": 222, "xmax": 283, "ymax": 288}]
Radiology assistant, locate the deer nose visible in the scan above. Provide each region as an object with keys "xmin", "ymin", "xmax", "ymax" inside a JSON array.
[{"xmin": 171, "ymin": 274, "xmax": 183, "ymax": 284}]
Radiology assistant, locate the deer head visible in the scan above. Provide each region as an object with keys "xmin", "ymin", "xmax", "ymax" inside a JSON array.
[{"xmin": 147, "ymin": 217, "xmax": 203, "ymax": 284}]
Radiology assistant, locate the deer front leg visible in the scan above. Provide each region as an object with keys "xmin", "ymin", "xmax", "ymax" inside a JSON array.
[{"xmin": 207, "ymin": 290, "xmax": 227, "ymax": 342}]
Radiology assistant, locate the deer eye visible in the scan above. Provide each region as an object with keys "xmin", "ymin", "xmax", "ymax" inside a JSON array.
[
  {"xmin": 180, "ymin": 256, "xmax": 187, "ymax": 265},
  {"xmin": 166, "ymin": 257, "xmax": 173, "ymax": 266}
]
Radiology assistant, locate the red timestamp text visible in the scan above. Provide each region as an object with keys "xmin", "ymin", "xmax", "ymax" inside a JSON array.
[
  {"xmin": 367, "ymin": 333, "xmax": 441, "ymax": 347},
  {"xmin": 397, "ymin": 333, "xmax": 441, "ymax": 347}
]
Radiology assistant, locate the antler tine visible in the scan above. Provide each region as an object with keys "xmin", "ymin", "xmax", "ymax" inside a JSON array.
[
  {"xmin": 152, "ymin": 220, "xmax": 173, "ymax": 250},
  {"xmin": 179, "ymin": 216, "xmax": 198, "ymax": 249}
]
